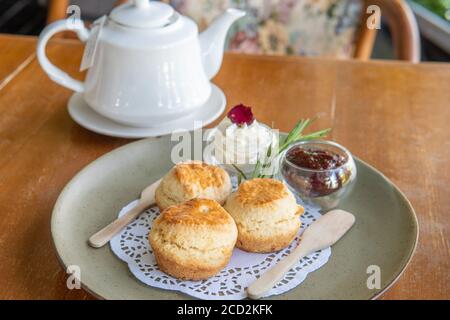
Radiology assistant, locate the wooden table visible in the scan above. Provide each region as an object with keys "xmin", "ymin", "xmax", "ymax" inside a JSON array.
[{"xmin": 0, "ymin": 34, "xmax": 448, "ymax": 300}]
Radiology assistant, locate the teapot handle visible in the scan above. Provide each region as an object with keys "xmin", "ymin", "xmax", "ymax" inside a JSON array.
[{"xmin": 37, "ymin": 19, "xmax": 90, "ymax": 93}]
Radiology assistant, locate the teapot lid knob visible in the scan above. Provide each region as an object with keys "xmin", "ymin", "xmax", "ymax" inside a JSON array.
[
  {"xmin": 110, "ymin": 0, "xmax": 175, "ymax": 28},
  {"xmin": 133, "ymin": 0, "xmax": 150, "ymax": 9}
]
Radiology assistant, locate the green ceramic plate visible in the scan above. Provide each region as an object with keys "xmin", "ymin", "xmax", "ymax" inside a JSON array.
[{"xmin": 51, "ymin": 135, "xmax": 418, "ymax": 300}]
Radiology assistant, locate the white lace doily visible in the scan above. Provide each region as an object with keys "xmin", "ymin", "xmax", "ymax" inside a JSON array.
[{"xmin": 111, "ymin": 182, "xmax": 331, "ymax": 300}]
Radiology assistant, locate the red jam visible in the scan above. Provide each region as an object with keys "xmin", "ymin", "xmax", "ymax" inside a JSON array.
[
  {"xmin": 282, "ymin": 146, "xmax": 351, "ymax": 198},
  {"xmin": 286, "ymin": 147, "xmax": 347, "ymax": 170}
]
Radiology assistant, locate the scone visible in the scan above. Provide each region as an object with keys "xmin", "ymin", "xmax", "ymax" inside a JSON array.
[
  {"xmin": 149, "ymin": 198, "xmax": 238, "ymax": 280},
  {"xmin": 224, "ymin": 178, "xmax": 303, "ymax": 253},
  {"xmin": 155, "ymin": 161, "xmax": 232, "ymax": 211}
]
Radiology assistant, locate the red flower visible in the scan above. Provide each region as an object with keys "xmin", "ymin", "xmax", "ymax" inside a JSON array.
[{"xmin": 227, "ymin": 104, "xmax": 255, "ymax": 126}]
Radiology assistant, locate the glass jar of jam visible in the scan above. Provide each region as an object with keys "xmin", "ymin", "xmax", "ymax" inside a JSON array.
[{"xmin": 280, "ymin": 141, "xmax": 357, "ymax": 209}]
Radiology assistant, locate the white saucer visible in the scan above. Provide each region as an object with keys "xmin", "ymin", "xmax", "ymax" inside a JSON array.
[{"xmin": 68, "ymin": 84, "xmax": 226, "ymax": 139}]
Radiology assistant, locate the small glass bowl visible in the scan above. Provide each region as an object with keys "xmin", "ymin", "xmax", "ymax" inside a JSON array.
[{"xmin": 279, "ymin": 140, "xmax": 357, "ymax": 210}]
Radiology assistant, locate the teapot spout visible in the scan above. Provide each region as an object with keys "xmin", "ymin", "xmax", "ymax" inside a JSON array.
[{"xmin": 200, "ymin": 8, "xmax": 246, "ymax": 80}]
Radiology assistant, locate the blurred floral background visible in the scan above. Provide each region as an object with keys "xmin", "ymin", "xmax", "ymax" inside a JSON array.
[{"xmin": 171, "ymin": 0, "xmax": 363, "ymax": 58}]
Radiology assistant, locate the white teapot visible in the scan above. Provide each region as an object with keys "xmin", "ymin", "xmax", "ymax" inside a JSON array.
[{"xmin": 37, "ymin": 0, "xmax": 245, "ymax": 127}]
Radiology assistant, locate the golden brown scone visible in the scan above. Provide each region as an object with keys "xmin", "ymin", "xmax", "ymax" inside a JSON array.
[
  {"xmin": 149, "ymin": 198, "xmax": 237, "ymax": 280},
  {"xmin": 224, "ymin": 178, "xmax": 303, "ymax": 253},
  {"xmin": 155, "ymin": 161, "xmax": 232, "ymax": 211}
]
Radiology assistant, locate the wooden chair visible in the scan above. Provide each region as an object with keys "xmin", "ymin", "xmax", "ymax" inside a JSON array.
[
  {"xmin": 46, "ymin": 0, "xmax": 128, "ymax": 24},
  {"xmin": 355, "ymin": 0, "xmax": 421, "ymax": 62},
  {"xmin": 46, "ymin": 0, "xmax": 69, "ymax": 24},
  {"xmin": 46, "ymin": 0, "xmax": 420, "ymax": 62}
]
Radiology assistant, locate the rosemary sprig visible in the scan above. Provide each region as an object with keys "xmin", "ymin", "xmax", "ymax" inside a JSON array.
[
  {"xmin": 279, "ymin": 127, "xmax": 331, "ymax": 154},
  {"xmin": 238, "ymin": 118, "xmax": 331, "ymax": 182},
  {"xmin": 251, "ymin": 160, "xmax": 261, "ymax": 179},
  {"xmin": 232, "ymin": 164, "xmax": 248, "ymax": 184}
]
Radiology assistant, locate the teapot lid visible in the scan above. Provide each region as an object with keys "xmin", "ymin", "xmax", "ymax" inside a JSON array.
[{"xmin": 110, "ymin": 0, "xmax": 176, "ymax": 28}]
